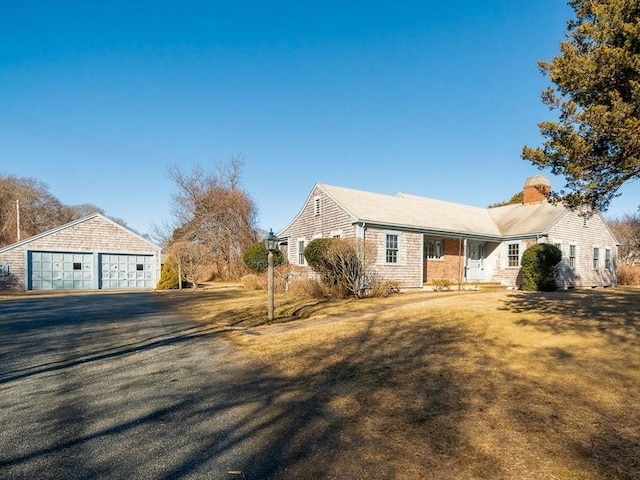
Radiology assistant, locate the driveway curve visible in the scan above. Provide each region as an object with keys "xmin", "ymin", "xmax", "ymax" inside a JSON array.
[{"xmin": 0, "ymin": 292, "xmax": 309, "ymax": 480}]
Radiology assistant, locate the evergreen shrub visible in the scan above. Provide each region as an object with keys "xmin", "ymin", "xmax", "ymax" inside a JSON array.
[
  {"xmin": 157, "ymin": 257, "xmax": 180, "ymax": 290},
  {"xmin": 520, "ymin": 243, "xmax": 562, "ymax": 291},
  {"xmin": 242, "ymin": 242, "xmax": 284, "ymax": 273}
]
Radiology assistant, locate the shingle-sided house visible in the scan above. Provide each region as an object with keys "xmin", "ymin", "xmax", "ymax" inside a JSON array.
[
  {"xmin": 0, "ymin": 213, "xmax": 162, "ymax": 291},
  {"xmin": 278, "ymin": 176, "xmax": 619, "ymax": 289}
]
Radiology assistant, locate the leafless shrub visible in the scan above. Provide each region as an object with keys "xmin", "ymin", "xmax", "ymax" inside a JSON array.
[
  {"xmin": 432, "ymin": 278, "xmax": 453, "ymax": 292},
  {"xmin": 366, "ymin": 278, "xmax": 402, "ymax": 297},
  {"xmin": 167, "ymin": 241, "xmax": 213, "ymax": 290},
  {"xmin": 288, "ymin": 278, "xmax": 328, "ymax": 298},
  {"xmin": 617, "ymin": 265, "xmax": 640, "ymax": 285},
  {"xmin": 608, "ymin": 213, "xmax": 640, "ymax": 266},
  {"xmin": 241, "ymin": 274, "xmax": 265, "ymax": 290},
  {"xmin": 321, "ymin": 238, "xmax": 378, "ymax": 298}
]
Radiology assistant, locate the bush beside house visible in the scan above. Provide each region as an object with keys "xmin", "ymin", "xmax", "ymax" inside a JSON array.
[{"xmin": 521, "ymin": 244, "xmax": 562, "ymax": 291}]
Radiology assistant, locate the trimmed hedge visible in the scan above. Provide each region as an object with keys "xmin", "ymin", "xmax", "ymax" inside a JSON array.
[
  {"xmin": 303, "ymin": 238, "xmax": 338, "ymax": 284},
  {"xmin": 521, "ymin": 243, "xmax": 562, "ymax": 291},
  {"xmin": 242, "ymin": 241, "xmax": 284, "ymax": 273}
]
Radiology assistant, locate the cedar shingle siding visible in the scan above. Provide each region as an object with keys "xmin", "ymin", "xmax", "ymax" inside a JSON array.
[
  {"xmin": 279, "ymin": 179, "xmax": 618, "ymax": 290},
  {"xmin": 0, "ymin": 214, "xmax": 162, "ymax": 290}
]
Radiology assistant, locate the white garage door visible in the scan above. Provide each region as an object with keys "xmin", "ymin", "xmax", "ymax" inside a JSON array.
[
  {"xmin": 99, "ymin": 254, "xmax": 155, "ymax": 289},
  {"xmin": 29, "ymin": 251, "xmax": 94, "ymax": 290}
]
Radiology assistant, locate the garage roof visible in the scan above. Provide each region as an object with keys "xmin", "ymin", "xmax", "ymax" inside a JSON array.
[{"xmin": 0, "ymin": 213, "xmax": 159, "ymax": 253}]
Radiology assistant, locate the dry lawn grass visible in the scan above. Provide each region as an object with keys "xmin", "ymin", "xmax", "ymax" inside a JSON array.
[{"xmin": 160, "ymin": 285, "xmax": 640, "ymax": 480}]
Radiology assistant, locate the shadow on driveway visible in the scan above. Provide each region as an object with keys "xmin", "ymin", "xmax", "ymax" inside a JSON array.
[{"xmin": 0, "ymin": 291, "xmax": 478, "ymax": 479}]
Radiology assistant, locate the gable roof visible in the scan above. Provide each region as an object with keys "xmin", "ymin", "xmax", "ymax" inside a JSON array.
[
  {"xmin": 320, "ymin": 184, "xmax": 503, "ymax": 238},
  {"xmin": 0, "ymin": 213, "xmax": 160, "ymax": 253},
  {"xmin": 281, "ymin": 183, "xmax": 569, "ymax": 240},
  {"xmin": 488, "ymin": 201, "xmax": 567, "ymax": 236}
]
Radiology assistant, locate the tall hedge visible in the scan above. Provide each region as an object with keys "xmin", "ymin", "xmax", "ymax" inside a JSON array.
[{"xmin": 520, "ymin": 243, "xmax": 562, "ymax": 291}]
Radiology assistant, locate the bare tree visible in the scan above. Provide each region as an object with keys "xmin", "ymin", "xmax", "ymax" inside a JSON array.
[
  {"xmin": 0, "ymin": 174, "xmax": 67, "ymax": 247},
  {"xmin": 62, "ymin": 203, "xmax": 104, "ymax": 222},
  {"xmin": 168, "ymin": 241, "xmax": 213, "ymax": 289},
  {"xmin": 0, "ymin": 174, "xmax": 130, "ymax": 247},
  {"xmin": 167, "ymin": 155, "xmax": 259, "ymax": 280},
  {"xmin": 608, "ymin": 212, "xmax": 640, "ymax": 266}
]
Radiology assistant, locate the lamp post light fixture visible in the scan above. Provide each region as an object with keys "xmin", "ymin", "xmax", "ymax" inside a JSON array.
[{"xmin": 263, "ymin": 229, "xmax": 279, "ymax": 321}]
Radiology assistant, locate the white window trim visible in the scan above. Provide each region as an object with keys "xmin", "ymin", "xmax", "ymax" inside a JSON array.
[
  {"xmin": 330, "ymin": 229, "xmax": 342, "ymax": 238},
  {"xmin": 592, "ymin": 245, "xmax": 601, "ymax": 270},
  {"xmin": 605, "ymin": 247, "xmax": 612, "ymax": 270},
  {"xmin": 297, "ymin": 237, "xmax": 306, "ymax": 265},
  {"xmin": 506, "ymin": 241, "xmax": 522, "ymax": 268},
  {"xmin": 568, "ymin": 243, "xmax": 577, "ymax": 269},
  {"xmin": 383, "ymin": 230, "xmax": 401, "ymax": 265}
]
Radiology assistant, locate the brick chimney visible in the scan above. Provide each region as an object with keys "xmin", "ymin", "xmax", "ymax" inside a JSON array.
[{"xmin": 523, "ymin": 175, "xmax": 551, "ymax": 204}]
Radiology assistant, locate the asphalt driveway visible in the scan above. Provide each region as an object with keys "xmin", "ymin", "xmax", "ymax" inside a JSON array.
[{"xmin": 0, "ymin": 292, "xmax": 319, "ymax": 480}]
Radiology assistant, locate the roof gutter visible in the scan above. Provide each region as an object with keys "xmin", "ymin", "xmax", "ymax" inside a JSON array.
[{"xmin": 353, "ymin": 220, "xmax": 503, "ymax": 242}]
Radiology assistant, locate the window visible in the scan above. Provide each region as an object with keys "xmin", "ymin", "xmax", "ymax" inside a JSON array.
[
  {"xmin": 314, "ymin": 197, "xmax": 321, "ymax": 216},
  {"xmin": 0, "ymin": 262, "xmax": 8, "ymax": 277},
  {"xmin": 425, "ymin": 239, "xmax": 443, "ymax": 260},
  {"xmin": 593, "ymin": 247, "xmax": 600, "ymax": 269},
  {"xmin": 605, "ymin": 248, "xmax": 611, "ymax": 270},
  {"xmin": 386, "ymin": 234, "xmax": 399, "ymax": 264},
  {"xmin": 569, "ymin": 245, "xmax": 576, "ymax": 268},
  {"xmin": 136, "ymin": 264, "xmax": 144, "ymax": 271},
  {"xmin": 507, "ymin": 243, "xmax": 520, "ymax": 267},
  {"xmin": 298, "ymin": 240, "xmax": 305, "ymax": 265},
  {"xmin": 73, "ymin": 262, "xmax": 82, "ymax": 270}
]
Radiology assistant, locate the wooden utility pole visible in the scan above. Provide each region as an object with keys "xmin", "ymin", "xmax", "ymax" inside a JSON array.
[{"xmin": 16, "ymin": 199, "xmax": 21, "ymax": 241}]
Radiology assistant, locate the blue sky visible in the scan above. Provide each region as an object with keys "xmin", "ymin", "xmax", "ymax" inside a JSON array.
[{"xmin": 1, "ymin": 1, "xmax": 638, "ymax": 237}]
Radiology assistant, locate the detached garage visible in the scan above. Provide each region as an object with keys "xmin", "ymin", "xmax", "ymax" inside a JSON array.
[{"xmin": 0, "ymin": 213, "xmax": 162, "ymax": 291}]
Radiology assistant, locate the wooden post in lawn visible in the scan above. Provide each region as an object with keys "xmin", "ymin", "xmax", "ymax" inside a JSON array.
[
  {"xmin": 264, "ymin": 228, "xmax": 279, "ymax": 321},
  {"xmin": 267, "ymin": 250, "xmax": 274, "ymax": 321}
]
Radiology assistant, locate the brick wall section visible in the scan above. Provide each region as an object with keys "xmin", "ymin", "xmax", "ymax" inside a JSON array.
[
  {"xmin": 0, "ymin": 215, "xmax": 161, "ymax": 290},
  {"xmin": 523, "ymin": 185, "xmax": 549, "ymax": 203},
  {"xmin": 423, "ymin": 238, "xmax": 465, "ymax": 283}
]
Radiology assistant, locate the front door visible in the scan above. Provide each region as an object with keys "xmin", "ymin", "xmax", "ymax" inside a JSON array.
[{"xmin": 466, "ymin": 241, "xmax": 485, "ymax": 281}]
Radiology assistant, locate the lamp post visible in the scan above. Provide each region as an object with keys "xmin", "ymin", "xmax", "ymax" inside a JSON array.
[{"xmin": 263, "ymin": 229, "xmax": 279, "ymax": 321}]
